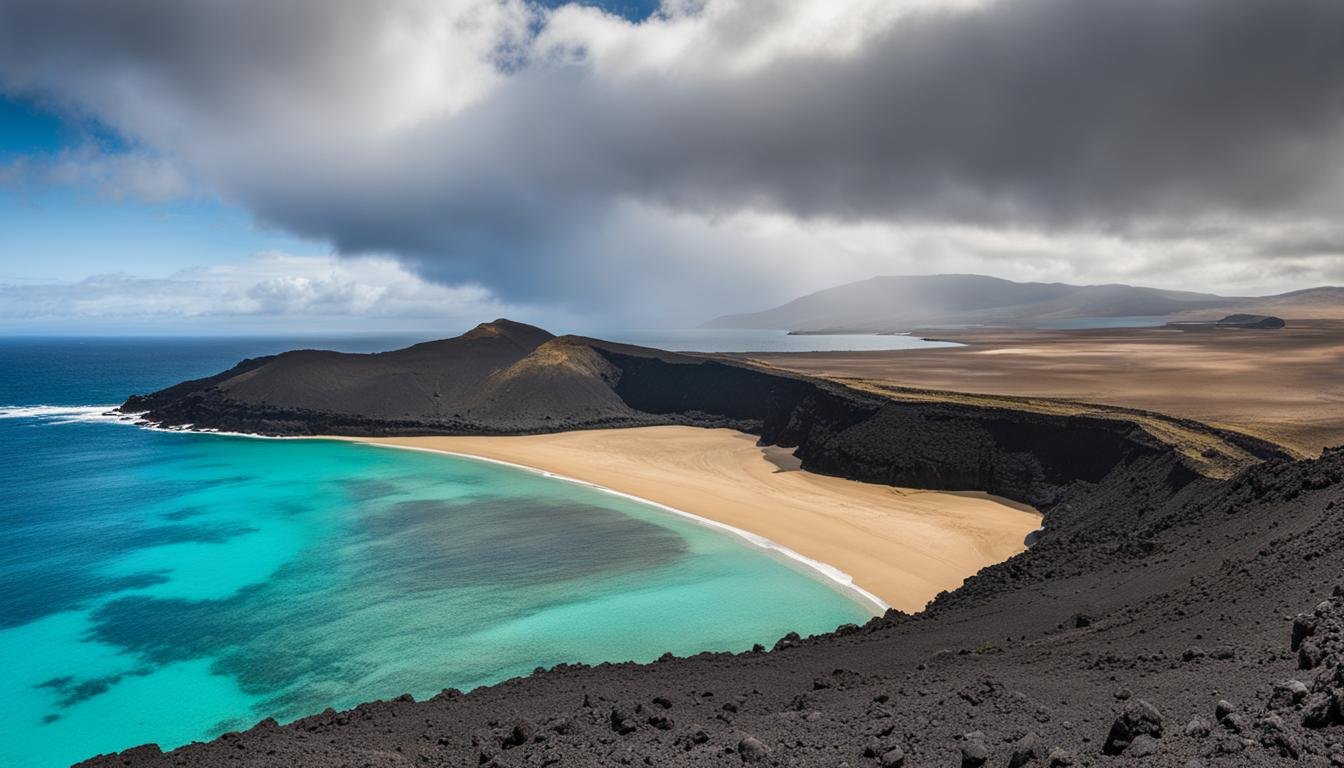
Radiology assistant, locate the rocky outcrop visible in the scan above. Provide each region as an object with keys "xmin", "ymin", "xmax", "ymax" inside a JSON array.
[{"xmin": 1218, "ymin": 314, "xmax": 1287, "ymax": 329}]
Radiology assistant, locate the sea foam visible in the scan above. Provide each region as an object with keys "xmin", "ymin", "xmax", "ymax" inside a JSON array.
[{"xmin": 0, "ymin": 405, "xmax": 128, "ymax": 425}]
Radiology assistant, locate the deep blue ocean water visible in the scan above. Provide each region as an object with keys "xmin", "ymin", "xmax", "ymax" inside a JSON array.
[{"xmin": 0, "ymin": 337, "xmax": 877, "ymax": 768}]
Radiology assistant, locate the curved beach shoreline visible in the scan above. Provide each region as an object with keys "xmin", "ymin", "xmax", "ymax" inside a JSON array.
[
  {"xmin": 344, "ymin": 438, "xmax": 891, "ymax": 615},
  {"xmin": 339, "ymin": 427, "xmax": 1042, "ymax": 613}
]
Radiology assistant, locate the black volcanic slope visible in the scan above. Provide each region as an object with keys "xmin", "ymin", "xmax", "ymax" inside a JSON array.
[
  {"xmin": 1218, "ymin": 314, "xmax": 1287, "ymax": 329},
  {"xmin": 89, "ymin": 321, "xmax": 1344, "ymax": 768},
  {"xmin": 124, "ymin": 319, "xmax": 763, "ymax": 435}
]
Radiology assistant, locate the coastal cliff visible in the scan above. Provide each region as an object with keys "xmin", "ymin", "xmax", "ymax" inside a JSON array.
[
  {"xmin": 90, "ymin": 320, "xmax": 1344, "ymax": 768},
  {"xmin": 121, "ymin": 320, "xmax": 1279, "ymax": 507}
]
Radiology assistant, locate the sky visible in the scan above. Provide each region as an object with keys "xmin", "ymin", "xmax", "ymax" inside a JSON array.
[{"xmin": 0, "ymin": 0, "xmax": 1342, "ymax": 335}]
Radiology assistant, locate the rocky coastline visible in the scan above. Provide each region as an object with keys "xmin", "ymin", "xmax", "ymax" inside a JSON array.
[{"xmin": 84, "ymin": 322, "xmax": 1343, "ymax": 767}]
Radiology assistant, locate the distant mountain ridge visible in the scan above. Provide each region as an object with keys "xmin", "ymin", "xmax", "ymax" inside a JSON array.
[{"xmin": 704, "ymin": 274, "xmax": 1343, "ymax": 333}]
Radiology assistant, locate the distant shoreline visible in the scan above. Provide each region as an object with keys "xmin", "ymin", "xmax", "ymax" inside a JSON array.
[{"xmin": 335, "ymin": 427, "xmax": 1042, "ymax": 614}]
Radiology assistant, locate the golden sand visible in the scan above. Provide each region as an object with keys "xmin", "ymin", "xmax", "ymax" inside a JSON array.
[{"xmin": 344, "ymin": 426, "xmax": 1041, "ymax": 613}]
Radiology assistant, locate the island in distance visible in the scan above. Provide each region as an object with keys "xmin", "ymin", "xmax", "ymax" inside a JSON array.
[
  {"xmin": 89, "ymin": 317, "xmax": 1344, "ymax": 768},
  {"xmin": 704, "ymin": 273, "xmax": 1343, "ymax": 334}
]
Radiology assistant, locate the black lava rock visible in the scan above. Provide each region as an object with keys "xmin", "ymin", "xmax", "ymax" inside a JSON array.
[
  {"xmin": 737, "ymin": 736, "xmax": 770, "ymax": 763},
  {"xmin": 1103, "ymin": 700, "xmax": 1163, "ymax": 755}
]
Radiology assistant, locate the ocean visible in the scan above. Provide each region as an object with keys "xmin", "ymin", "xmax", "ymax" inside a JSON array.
[{"xmin": 0, "ymin": 336, "xmax": 878, "ymax": 768}]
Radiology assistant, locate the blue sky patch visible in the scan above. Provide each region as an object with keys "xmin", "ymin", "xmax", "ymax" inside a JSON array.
[{"xmin": 536, "ymin": 0, "xmax": 662, "ymax": 22}]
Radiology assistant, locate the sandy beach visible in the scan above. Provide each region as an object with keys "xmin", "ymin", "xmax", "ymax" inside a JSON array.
[{"xmin": 346, "ymin": 426, "xmax": 1041, "ymax": 613}]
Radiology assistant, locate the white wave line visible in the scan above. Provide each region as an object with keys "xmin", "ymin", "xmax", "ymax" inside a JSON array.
[
  {"xmin": 0, "ymin": 405, "xmax": 238, "ymax": 433},
  {"xmin": 0, "ymin": 404, "xmax": 129, "ymax": 424}
]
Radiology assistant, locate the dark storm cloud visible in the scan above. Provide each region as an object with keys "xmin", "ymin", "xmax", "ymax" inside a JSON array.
[
  {"xmin": 1, "ymin": 0, "xmax": 1342, "ymax": 304},
  {"xmin": 618, "ymin": 0, "xmax": 1344, "ymax": 223}
]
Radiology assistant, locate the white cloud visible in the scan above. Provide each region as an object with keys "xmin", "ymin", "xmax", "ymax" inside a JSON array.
[
  {"xmin": 0, "ymin": 253, "xmax": 517, "ymax": 324},
  {"xmin": 538, "ymin": 0, "xmax": 987, "ymax": 77},
  {"xmin": 0, "ymin": 0, "xmax": 1341, "ymax": 326},
  {"xmin": 1, "ymin": 149, "xmax": 193, "ymax": 203}
]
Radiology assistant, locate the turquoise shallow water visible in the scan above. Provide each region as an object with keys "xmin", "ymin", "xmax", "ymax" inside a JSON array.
[{"xmin": 0, "ymin": 339, "xmax": 874, "ymax": 768}]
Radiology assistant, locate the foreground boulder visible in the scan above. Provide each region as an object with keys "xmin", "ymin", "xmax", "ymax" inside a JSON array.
[
  {"xmin": 737, "ymin": 736, "xmax": 770, "ymax": 762},
  {"xmin": 1103, "ymin": 700, "xmax": 1163, "ymax": 755}
]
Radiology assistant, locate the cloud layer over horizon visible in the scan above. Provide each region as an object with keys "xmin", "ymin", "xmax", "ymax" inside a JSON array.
[
  {"xmin": 0, "ymin": 253, "xmax": 534, "ymax": 333},
  {"xmin": 2, "ymin": 0, "xmax": 1343, "ymax": 325}
]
